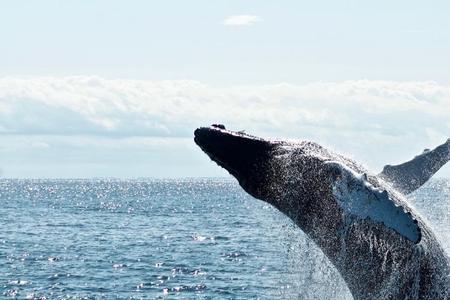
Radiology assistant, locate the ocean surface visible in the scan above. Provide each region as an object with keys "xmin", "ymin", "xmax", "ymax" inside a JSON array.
[{"xmin": 1, "ymin": 178, "xmax": 449, "ymax": 299}]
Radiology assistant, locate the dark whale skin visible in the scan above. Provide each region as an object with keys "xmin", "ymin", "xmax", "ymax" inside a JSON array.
[{"xmin": 194, "ymin": 125, "xmax": 450, "ymax": 300}]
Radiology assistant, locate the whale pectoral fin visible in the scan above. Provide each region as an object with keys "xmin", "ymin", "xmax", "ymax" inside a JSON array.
[
  {"xmin": 379, "ymin": 138, "xmax": 450, "ymax": 194},
  {"xmin": 330, "ymin": 162, "xmax": 421, "ymax": 243}
]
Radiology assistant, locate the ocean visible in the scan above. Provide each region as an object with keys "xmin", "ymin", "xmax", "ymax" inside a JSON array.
[{"xmin": 1, "ymin": 178, "xmax": 449, "ymax": 299}]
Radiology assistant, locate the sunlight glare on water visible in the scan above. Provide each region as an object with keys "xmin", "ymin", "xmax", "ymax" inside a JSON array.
[{"xmin": 0, "ymin": 178, "xmax": 449, "ymax": 299}]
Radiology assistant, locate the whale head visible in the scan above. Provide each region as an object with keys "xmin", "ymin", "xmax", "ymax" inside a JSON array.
[
  {"xmin": 193, "ymin": 125, "xmax": 340, "ymax": 215},
  {"xmin": 194, "ymin": 125, "xmax": 421, "ymax": 246},
  {"xmin": 194, "ymin": 125, "xmax": 282, "ymax": 200}
]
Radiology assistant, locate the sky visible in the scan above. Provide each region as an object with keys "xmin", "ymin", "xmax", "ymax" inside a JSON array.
[{"xmin": 0, "ymin": 0, "xmax": 449, "ymax": 178}]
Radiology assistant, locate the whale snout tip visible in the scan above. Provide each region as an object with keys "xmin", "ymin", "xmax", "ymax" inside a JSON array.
[
  {"xmin": 194, "ymin": 124, "xmax": 228, "ymax": 146},
  {"xmin": 194, "ymin": 124, "xmax": 226, "ymax": 137},
  {"xmin": 193, "ymin": 123, "xmax": 270, "ymax": 173},
  {"xmin": 211, "ymin": 124, "xmax": 226, "ymax": 130}
]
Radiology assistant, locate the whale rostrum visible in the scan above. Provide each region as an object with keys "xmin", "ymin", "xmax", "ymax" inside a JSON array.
[{"xmin": 194, "ymin": 125, "xmax": 450, "ymax": 300}]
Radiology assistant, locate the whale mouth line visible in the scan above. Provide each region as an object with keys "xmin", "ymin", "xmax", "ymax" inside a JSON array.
[
  {"xmin": 194, "ymin": 126, "xmax": 258, "ymax": 177},
  {"xmin": 193, "ymin": 125, "xmax": 281, "ymax": 187},
  {"xmin": 194, "ymin": 135, "xmax": 238, "ymax": 176}
]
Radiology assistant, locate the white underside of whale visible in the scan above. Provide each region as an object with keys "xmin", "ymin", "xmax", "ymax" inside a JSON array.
[{"xmin": 329, "ymin": 161, "xmax": 421, "ymax": 243}]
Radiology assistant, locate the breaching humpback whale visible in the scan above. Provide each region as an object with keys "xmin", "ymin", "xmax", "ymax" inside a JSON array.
[{"xmin": 194, "ymin": 125, "xmax": 450, "ymax": 300}]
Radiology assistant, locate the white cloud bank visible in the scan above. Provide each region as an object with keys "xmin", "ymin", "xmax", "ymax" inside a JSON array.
[
  {"xmin": 0, "ymin": 76, "xmax": 449, "ymax": 139},
  {"xmin": 223, "ymin": 15, "xmax": 262, "ymax": 26},
  {"xmin": 0, "ymin": 76, "xmax": 450, "ymax": 175}
]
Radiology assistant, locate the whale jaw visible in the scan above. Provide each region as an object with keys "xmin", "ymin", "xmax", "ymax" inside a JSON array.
[{"xmin": 194, "ymin": 125, "xmax": 279, "ymax": 198}]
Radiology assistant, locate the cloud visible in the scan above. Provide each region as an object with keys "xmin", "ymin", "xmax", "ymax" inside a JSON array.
[
  {"xmin": 0, "ymin": 76, "xmax": 449, "ymax": 140},
  {"xmin": 223, "ymin": 15, "xmax": 262, "ymax": 26},
  {"xmin": 1, "ymin": 76, "xmax": 450, "ymax": 176}
]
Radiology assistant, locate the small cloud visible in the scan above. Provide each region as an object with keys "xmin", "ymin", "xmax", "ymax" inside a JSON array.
[{"xmin": 223, "ymin": 15, "xmax": 262, "ymax": 27}]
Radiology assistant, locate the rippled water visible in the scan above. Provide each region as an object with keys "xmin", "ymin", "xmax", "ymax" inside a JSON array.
[{"xmin": 1, "ymin": 178, "xmax": 449, "ymax": 299}]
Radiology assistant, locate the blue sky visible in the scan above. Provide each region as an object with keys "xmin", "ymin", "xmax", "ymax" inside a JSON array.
[{"xmin": 0, "ymin": 1, "xmax": 449, "ymax": 178}]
